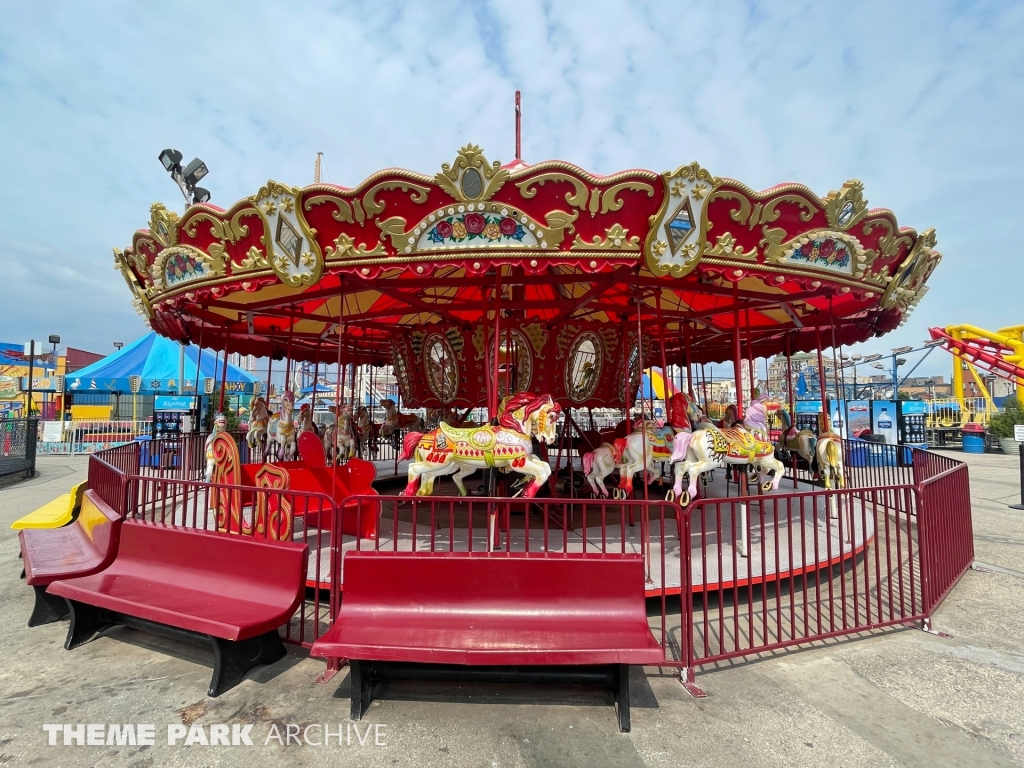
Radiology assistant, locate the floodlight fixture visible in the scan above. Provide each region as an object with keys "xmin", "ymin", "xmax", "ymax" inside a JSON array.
[
  {"xmin": 872, "ymin": 363, "xmax": 884, "ymax": 369},
  {"xmin": 113, "ymin": 341, "xmax": 124, "ymax": 351},
  {"xmin": 896, "ymin": 357, "xmax": 907, "ymax": 366},
  {"xmin": 193, "ymin": 187, "xmax": 211, "ymax": 204},
  {"xmin": 158, "ymin": 148, "xmax": 183, "ymax": 171},
  {"xmin": 892, "ymin": 345, "xmax": 913, "ymax": 355},
  {"xmin": 183, "ymin": 158, "xmax": 209, "ymax": 186},
  {"xmin": 863, "ymin": 353, "xmax": 883, "ymax": 363},
  {"xmin": 923, "ymin": 339, "xmax": 945, "ymax": 347},
  {"xmin": 851, "ymin": 354, "xmax": 862, "ymax": 361}
]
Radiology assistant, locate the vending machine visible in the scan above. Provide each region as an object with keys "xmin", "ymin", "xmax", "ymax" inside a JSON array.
[
  {"xmin": 898, "ymin": 400, "xmax": 928, "ymax": 447},
  {"xmin": 846, "ymin": 400, "xmax": 872, "ymax": 438},
  {"xmin": 826, "ymin": 399, "xmax": 847, "ymax": 438},
  {"xmin": 871, "ymin": 400, "xmax": 898, "ymax": 445},
  {"xmin": 794, "ymin": 400, "xmax": 823, "ymax": 433}
]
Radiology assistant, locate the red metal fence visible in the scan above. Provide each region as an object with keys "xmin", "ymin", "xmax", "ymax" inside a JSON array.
[{"xmin": 87, "ymin": 437, "xmax": 975, "ymax": 683}]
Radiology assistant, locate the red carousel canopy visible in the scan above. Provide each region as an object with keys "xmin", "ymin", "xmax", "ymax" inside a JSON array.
[{"xmin": 114, "ymin": 145, "xmax": 940, "ymax": 407}]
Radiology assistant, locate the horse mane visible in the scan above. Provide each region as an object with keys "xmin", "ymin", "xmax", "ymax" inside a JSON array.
[{"xmin": 497, "ymin": 392, "xmax": 537, "ymax": 429}]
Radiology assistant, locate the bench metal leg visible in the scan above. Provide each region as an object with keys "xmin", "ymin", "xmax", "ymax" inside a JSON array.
[
  {"xmin": 28, "ymin": 585, "xmax": 69, "ymax": 627},
  {"xmin": 64, "ymin": 600, "xmax": 114, "ymax": 649},
  {"xmin": 349, "ymin": 660, "xmax": 373, "ymax": 721},
  {"xmin": 209, "ymin": 630, "xmax": 287, "ymax": 698},
  {"xmin": 615, "ymin": 664, "xmax": 631, "ymax": 733}
]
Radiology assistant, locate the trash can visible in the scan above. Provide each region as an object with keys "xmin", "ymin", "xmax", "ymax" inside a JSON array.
[
  {"xmin": 134, "ymin": 435, "xmax": 154, "ymax": 467},
  {"xmin": 847, "ymin": 440, "xmax": 868, "ymax": 467},
  {"xmin": 961, "ymin": 423, "xmax": 985, "ymax": 454}
]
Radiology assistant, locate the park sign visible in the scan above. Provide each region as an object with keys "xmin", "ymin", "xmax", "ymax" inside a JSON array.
[
  {"xmin": 1015, "ymin": 424, "xmax": 1024, "ymax": 442},
  {"xmin": 154, "ymin": 395, "xmax": 197, "ymax": 412}
]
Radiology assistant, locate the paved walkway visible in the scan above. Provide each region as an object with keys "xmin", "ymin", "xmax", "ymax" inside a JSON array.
[{"xmin": 0, "ymin": 451, "xmax": 1022, "ymax": 767}]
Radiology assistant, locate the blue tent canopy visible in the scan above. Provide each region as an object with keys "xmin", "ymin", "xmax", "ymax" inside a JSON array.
[{"xmin": 66, "ymin": 332, "xmax": 259, "ymax": 395}]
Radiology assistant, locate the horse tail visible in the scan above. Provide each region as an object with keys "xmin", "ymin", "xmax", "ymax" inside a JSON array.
[
  {"xmin": 583, "ymin": 451, "xmax": 595, "ymax": 477},
  {"xmin": 399, "ymin": 431, "xmax": 423, "ymax": 462},
  {"xmin": 612, "ymin": 438, "xmax": 627, "ymax": 464},
  {"xmin": 824, "ymin": 438, "xmax": 840, "ymax": 467}
]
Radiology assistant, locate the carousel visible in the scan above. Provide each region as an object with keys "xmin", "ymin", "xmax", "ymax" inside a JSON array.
[{"xmin": 113, "ymin": 142, "xmax": 942, "ymax": 595}]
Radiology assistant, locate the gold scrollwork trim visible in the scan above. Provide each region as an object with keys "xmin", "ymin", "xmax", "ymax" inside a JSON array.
[
  {"xmin": 148, "ymin": 203, "xmax": 180, "ymax": 247},
  {"xmin": 517, "ymin": 172, "xmax": 590, "ymax": 210},
  {"xmin": 571, "ymin": 223, "xmax": 640, "ymax": 251},
  {"xmin": 435, "ymin": 144, "xmax": 510, "ymax": 203},
  {"xmin": 304, "ymin": 194, "xmax": 354, "ymax": 224},
  {"xmin": 362, "ymin": 181, "xmax": 431, "ymax": 218},
  {"xmin": 600, "ymin": 182, "xmax": 656, "ymax": 214},
  {"xmin": 324, "ymin": 232, "xmax": 387, "ymax": 262},
  {"xmin": 184, "ymin": 208, "xmax": 256, "ymax": 244},
  {"xmin": 706, "ymin": 232, "xmax": 757, "ymax": 260}
]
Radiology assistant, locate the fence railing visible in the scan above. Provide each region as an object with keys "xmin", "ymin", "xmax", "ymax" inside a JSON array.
[
  {"xmin": 684, "ymin": 485, "xmax": 922, "ymax": 670},
  {"xmin": 87, "ymin": 438, "xmax": 974, "ymax": 684},
  {"xmin": 35, "ymin": 419, "xmax": 151, "ymax": 455},
  {"xmin": 0, "ymin": 418, "xmax": 38, "ymax": 484}
]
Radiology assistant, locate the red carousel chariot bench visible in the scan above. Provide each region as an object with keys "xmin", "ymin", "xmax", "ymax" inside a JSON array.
[
  {"xmin": 310, "ymin": 551, "xmax": 663, "ymax": 732},
  {"xmin": 269, "ymin": 458, "xmax": 379, "ymax": 539},
  {"xmin": 47, "ymin": 520, "xmax": 308, "ymax": 697},
  {"xmin": 19, "ymin": 489, "xmax": 123, "ymax": 627}
]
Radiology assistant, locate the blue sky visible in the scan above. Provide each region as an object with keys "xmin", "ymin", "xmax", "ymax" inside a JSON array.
[{"xmin": 1, "ymin": 0, "xmax": 1021, "ymax": 377}]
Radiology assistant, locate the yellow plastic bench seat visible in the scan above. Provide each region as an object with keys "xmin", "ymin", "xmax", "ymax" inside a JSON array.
[{"xmin": 11, "ymin": 483, "xmax": 85, "ymax": 530}]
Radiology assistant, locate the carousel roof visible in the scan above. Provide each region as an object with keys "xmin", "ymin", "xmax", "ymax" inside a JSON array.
[{"xmin": 114, "ymin": 145, "xmax": 941, "ymax": 368}]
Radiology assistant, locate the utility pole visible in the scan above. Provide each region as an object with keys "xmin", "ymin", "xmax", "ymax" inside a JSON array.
[{"xmin": 24, "ymin": 340, "xmax": 35, "ymax": 418}]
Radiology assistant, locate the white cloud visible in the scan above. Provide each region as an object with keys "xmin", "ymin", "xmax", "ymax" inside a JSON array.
[{"xmin": 0, "ymin": 0, "xmax": 1021, "ymax": 377}]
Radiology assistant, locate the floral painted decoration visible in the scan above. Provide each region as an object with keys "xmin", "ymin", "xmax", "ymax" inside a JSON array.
[
  {"xmin": 789, "ymin": 237, "xmax": 851, "ymax": 271},
  {"xmin": 427, "ymin": 212, "xmax": 526, "ymax": 245},
  {"xmin": 165, "ymin": 252, "xmax": 210, "ymax": 286}
]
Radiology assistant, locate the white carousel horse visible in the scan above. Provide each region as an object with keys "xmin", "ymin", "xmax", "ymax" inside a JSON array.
[
  {"xmin": 670, "ymin": 406, "xmax": 786, "ymax": 506},
  {"xmin": 582, "ymin": 391, "xmax": 707, "ymax": 499},
  {"xmin": 323, "ymin": 407, "xmax": 356, "ymax": 461},
  {"xmin": 268, "ymin": 390, "xmax": 297, "ymax": 462},
  {"xmin": 246, "ymin": 395, "xmax": 271, "ymax": 455},
  {"xmin": 381, "ymin": 399, "xmax": 424, "ymax": 437},
  {"xmin": 399, "ymin": 392, "xmax": 561, "ymax": 498},
  {"xmin": 816, "ymin": 432, "xmax": 846, "ymax": 490},
  {"xmin": 205, "ymin": 412, "xmax": 228, "ymax": 482}
]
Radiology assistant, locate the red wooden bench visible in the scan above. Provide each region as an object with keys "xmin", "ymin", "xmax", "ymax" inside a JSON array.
[
  {"xmin": 47, "ymin": 521, "xmax": 308, "ymax": 697},
  {"xmin": 310, "ymin": 552, "xmax": 663, "ymax": 731},
  {"xmin": 19, "ymin": 490, "xmax": 122, "ymax": 627}
]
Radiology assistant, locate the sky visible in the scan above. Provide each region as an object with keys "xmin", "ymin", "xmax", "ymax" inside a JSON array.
[{"xmin": 1, "ymin": 0, "xmax": 1021, "ymax": 380}]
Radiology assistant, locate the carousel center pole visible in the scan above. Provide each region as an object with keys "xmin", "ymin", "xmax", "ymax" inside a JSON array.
[
  {"xmin": 218, "ymin": 338, "xmax": 230, "ymax": 413},
  {"xmin": 815, "ymin": 321, "xmax": 828, "ymax": 433},
  {"xmin": 732, "ymin": 281, "xmax": 745, "ymax": 421}
]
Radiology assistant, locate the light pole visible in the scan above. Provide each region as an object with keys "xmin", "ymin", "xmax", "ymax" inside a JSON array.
[
  {"xmin": 24, "ymin": 340, "xmax": 35, "ymax": 418},
  {"xmin": 48, "ymin": 334, "xmax": 60, "ymax": 420},
  {"xmin": 158, "ymin": 149, "xmax": 211, "ymax": 207}
]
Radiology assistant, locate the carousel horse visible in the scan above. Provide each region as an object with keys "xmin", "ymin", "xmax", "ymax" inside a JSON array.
[
  {"xmin": 246, "ymin": 395, "xmax": 271, "ymax": 455},
  {"xmin": 583, "ymin": 392, "xmax": 703, "ymax": 498},
  {"xmin": 381, "ymin": 399, "xmax": 424, "ymax": 437},
  {"xmin": 323, "ymin": 407, "xmax": 357, "ymax": 461},
  {"xmin": 296, "ymin": 403, "xmax": 316, "ymax": 436},
  {"xmin": 776, "ymin": 408, "xmax": 818, "ymax": 468},
  {"xmin": 815, "ymin": 432, "xmax": 846, "ymax": 491},
  {"xmin": 670, "ymin": 414, "xmax": 785, "ymax": 506},
  {"xmin": 354, "ymin": 406, "xmax": 380, "ymax": 459},
  {"xmin": 268, "ymin": 390, "xmax": 298, "ymax": 462},
  {"xmin": 399, "ymin": 392, "xmax": 561, "ymax": 498},
  {"xmin": 204, "ymin": 412, "xmax": 228, "ymax": 482}
]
